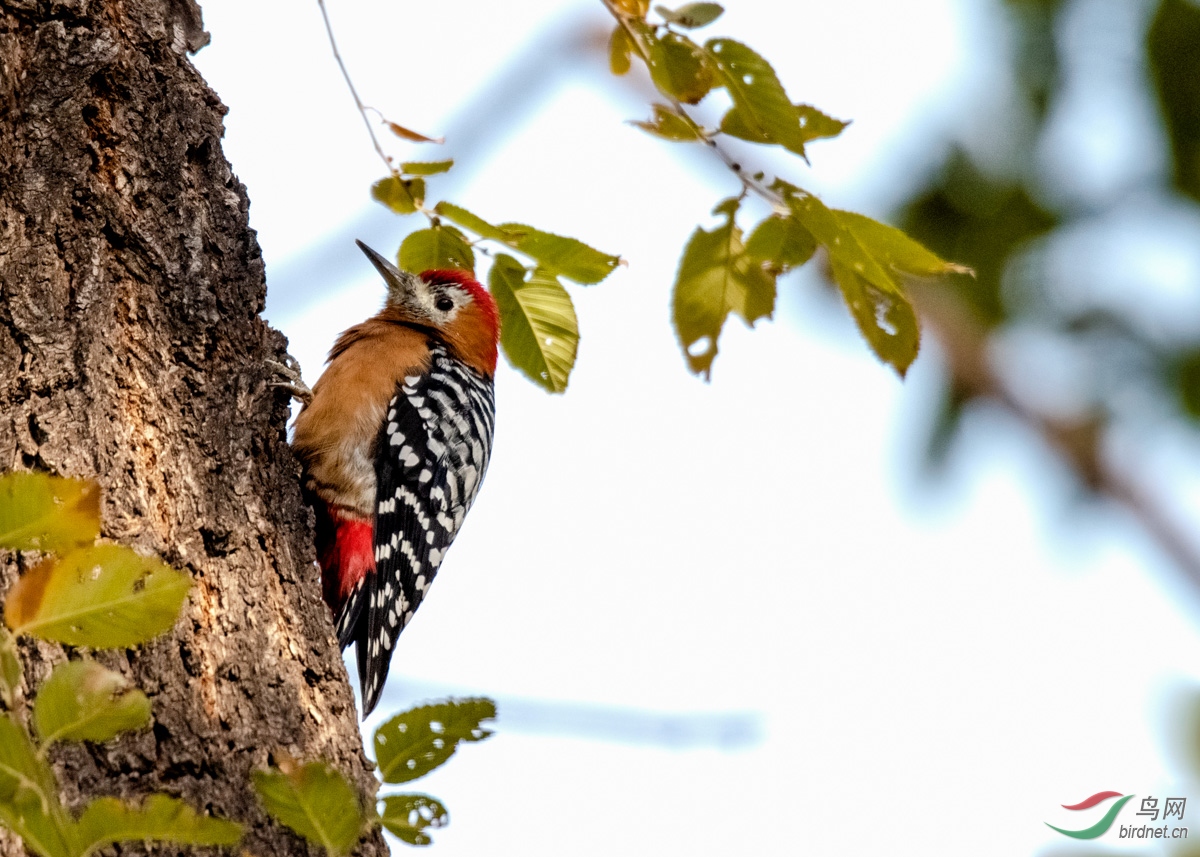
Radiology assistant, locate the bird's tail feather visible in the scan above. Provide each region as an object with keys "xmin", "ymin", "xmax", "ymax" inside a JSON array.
[{"xmin": 313, "ymin": 503, "xmax": 375, "ymax": 649}]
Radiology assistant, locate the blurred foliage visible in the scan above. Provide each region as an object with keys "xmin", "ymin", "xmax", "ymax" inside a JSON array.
[
  {"xmin": 896, "ymin": 0, "xmax": 1200, "ymax": 472},
  {"xmin": 1148, "ymin": 0, "xmax": 1200, "ymax": 203}
]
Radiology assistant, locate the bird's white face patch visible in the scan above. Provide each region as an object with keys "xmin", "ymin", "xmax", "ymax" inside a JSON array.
[
  {"xmin": 415, "ymin": 280, "xmax": 471, "ymax": 326},
  {"xmin": 386, "ymin": 272, "xmax": 471, "ymax": 326}
]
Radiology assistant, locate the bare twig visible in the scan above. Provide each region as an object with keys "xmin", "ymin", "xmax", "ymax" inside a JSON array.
[{"xmin": 316, "ymin": 0, "xmax": 394, "ymax": 173}]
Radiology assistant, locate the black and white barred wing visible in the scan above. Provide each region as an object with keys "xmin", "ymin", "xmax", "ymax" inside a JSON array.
[{"xmin": 356, "ymin": 348, "xmax": 496, "ymax": 712}]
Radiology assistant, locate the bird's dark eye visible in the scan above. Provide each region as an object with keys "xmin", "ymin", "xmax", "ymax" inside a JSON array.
[{"xmin": 435, "ymin": 296, "xmax": 454, "ymax": 312}]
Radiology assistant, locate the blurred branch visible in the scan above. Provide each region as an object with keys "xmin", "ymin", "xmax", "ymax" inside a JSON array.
[{"xmin": 910, "ymin": 280, "xmax": 1200, "ymax": 593}]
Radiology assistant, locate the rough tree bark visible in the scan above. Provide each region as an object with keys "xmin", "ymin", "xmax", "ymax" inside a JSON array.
[{"xmin": 0, "ymin": 1, "xmax": 386, "ymax": 855}]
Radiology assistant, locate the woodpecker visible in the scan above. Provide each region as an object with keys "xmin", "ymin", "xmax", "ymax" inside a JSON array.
[{"xmin": 290, "ymin": 240, "xmax": 499, "ymax": 717}]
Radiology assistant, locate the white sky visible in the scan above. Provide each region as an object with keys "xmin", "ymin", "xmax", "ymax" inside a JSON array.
[{"xmin": 194, "ymin": 1, "xmax": 1200, "ymax": 853}]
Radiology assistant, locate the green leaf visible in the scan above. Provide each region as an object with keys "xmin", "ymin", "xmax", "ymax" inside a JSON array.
[
  {"xmin": 744, "ymin": 215, "xmax": 817, "ymax": 273},
  {"xmin": 432, "ymin": 202, "xmax": 519, "ymax": 242},
  {"xmin": 609, "ymin": 25, "xmax": 634, "ymax": 75},
  {"xmin": 4, "ymin": 544, "xmax": 190, "ymax": 648},
  {"xmin": 671, "ymin": 198, "xmax": 776, "ymax": 378},
  {"xmin": 0, "ymin": 473, "xmax": 100, "ymax": 553},
  {"xmin": 371, "ymin": 176, "xmax": 425, "ymax": 215},
  {"xmin": 374, "ymin": 698, "xmax": 496, "ymax": 785},
  {"xmin": 494, "ymin": 224, "xmax": 620, "ymax": 285},
  {"xmin": 723, "ymin": 103, "xmax": 849, "ymax": 160},
  {"xmin": 629, "ymin": 104, "xmax": 705, "ymax": 141},
  {"xmin": 705, "ymin": 39, "xmax": 810, "ymax": 156},
  {"xmin": 829, "ymin": 257, "xmax": 921, "ymax": 378},
  {"xmin": 655, "ymin": 2, "xmax": 723, "ymax": 28},
  {"xmin": 400, "ymin": 226, "xmax": 475, "ymax": 275},
  {"xmin": 775, "ymin": 187, "xmax": 897, "ymax": 288},
  {"xmin": 0, "ymin": 714, "xmax": 70, "ymax": 857},
  {"xmin": 644, "ymin": 30, "xmax": 716, "ymax": 104},
  {"xmin": 0, "ymin": 629, "xmax": 20, "ymax": 709},
  {"xmin": 489, "ymin": 256, "xmax": 579, "ymax": 393},
  {"xmin": 379, "ymin": 794, "xmax": 448, "ymax": 847},
  {"xmin": 253, "ymin": 760, "xmax": 363, "ymax": 857},
  {"xmin": 73, "ymin": 795, "xmax": 242, "ymax": 857},
  {"xmin": 774, "ymin": 182, "xmax": 922, "ymax": 376},
  {"xmin": 795, "ymin": 104, "xmax": 849, "ymax": 143},
  {"xmin": 1148, "ymin": 0, "xmax": 1200, "ymax": 203},
  {"xmin": 1178, "ymin": 348, "xmax": 1200, "ymax": 419},
  {"xmin": 399, "ymin": 160, "xmax": 453, "ymax": 176},
  {"xmin": 433, "ymin": 204, "xmax": 619, "ymax": 284},
  {"xmin": 832, "ymin": 210, "xmax": 973, "ymax": 278},
  {"xmin": 33, "ymin": 661, "xmax": 150, "ymax": 748}
]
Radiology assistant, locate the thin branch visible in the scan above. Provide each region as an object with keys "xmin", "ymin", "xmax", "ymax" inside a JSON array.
[{"xmin": 316, "ymin": 0, "xmax": 393, "ymax": 173}]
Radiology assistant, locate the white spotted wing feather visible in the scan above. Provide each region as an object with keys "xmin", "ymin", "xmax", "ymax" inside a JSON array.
[{"xmin": 355, "ymin": 344, "xmax": 495, "ymax": 713}]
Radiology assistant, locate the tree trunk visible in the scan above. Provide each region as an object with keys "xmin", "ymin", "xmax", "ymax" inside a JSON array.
[{"xmin": 0, "ymin": 1, "xmax": 385, "ymax": 854}]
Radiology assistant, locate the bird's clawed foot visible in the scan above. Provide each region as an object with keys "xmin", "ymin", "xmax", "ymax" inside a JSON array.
[{"xmin": 267, "ymin": 355, "xmax": 313, "ymax": 406}]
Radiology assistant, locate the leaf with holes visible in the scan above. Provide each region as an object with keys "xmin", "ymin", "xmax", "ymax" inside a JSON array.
[
  {"xmin": 399, "ymin": 160, "xmax": 453, "ymax": 176},
  {"xmin": 489, "ymin": 255, "xmax": 579, "ymax": 393},
  {"xmin": 630, "ymin": 104, "xmax": 705, "ymax": 141},
  {"xmin": 374, "ymin": 698, "xmax": 496, "ymax": 785},
  {"xmin": 744, "ymin": 215, "xmax": 817, "ymax": 273},
  {"xmin": 795, "ymin": 104, "xmax": 849, "ymax": 143},
  {"xmin": 610, "ymin": 25, "xmax": 634, "ymax": 75},
  {"xmin": 656, "ymin": 2, "xmax": 723, "ymax": 28},
  {"xmin": 0, "ymin": 473, "xmax": 99, "ymax": 553},
  {"xmin": 773, "ymin": 181, "xmax": 922, "ymax": 376},
  {"xmin": 774, "ymin": 186, "xmax": 899, "ymax": 291},
  {"xmin": 644, "ymin": 29, "xmax": 715, "ymax": 104},
  {"xmin": 0, "ymin": 714, "xmax": 70, "ymax": 857},
  {"xmin": 252, "ymin": 758, "xmax": 363, "ymax": 857},
  {"xmin": 0, "ymin": 629, "xmax": 20, "ymax": 709},
  {"xmin": 672, "ymin": 198, "xmax": 776, "ymax": 378},
  {"xmin": 74, "ymin": 794, "xmax": 242, "ymax": 856},
  {"xmin": 494, "ymin": 224, "xmax": 620, "ymax": 285},
  {"xmin": 33, "ymin": 661, "xmax": 150, "ymax": 748},
  {"xmin": 830, "ymin": 258, "xmax": 921, "ymax": 377},
  {"xmin": 400, "ymin": 226, "xmax": 475, "ymax": 275},
  {"xmin": 722, "ymin": 103, "xmax": 849, "ymax": 161},
  {"xmin": 379, "ymin": 794, "xmax": 448, "ymax": 846},
  {"xmin": 371, "ymin": 176, "xmax": 425, "ymax": 215},
  {"xmin": 705, "ymin": 39, "xmax": 810, "ymax": 156},
  {"xmin": 4, "ymin": 544, "xmax": 190, "ymax": 648}
]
